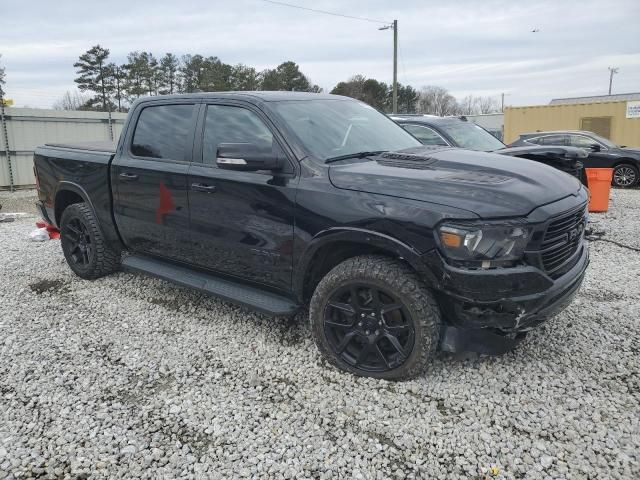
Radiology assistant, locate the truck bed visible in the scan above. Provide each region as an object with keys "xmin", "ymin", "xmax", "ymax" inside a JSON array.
[{"xmin": 34, "ymin": 141, "xmax": 121, "ymax": 247}]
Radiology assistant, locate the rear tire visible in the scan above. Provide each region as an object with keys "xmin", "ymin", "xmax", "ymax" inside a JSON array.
[
  {"xmin": 60, "ymin": 203, "xmax": 120, "ymax": 280},
  {"xmin": 309, "ymin": 255, "xmax": 441, "ymax": 380},
  {"xmin": 612, "ymin": 163, "xmax": 638, "ymax": 188}
]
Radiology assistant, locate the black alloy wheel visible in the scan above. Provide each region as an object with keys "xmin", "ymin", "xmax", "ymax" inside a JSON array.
[
  {"xmin": 310, "ymin": 255, "xmax": 441, "ymax": 380},
  {"xmin": 62, "ymin": 217, "xmax": 93, "ymax": 266},
  {"xmin": 59, "ymin": 203, "xmax": 120, "ymax": 280},
  {"xmin": 324, "ymin": 283, "xmax": 415, "ymax": 373}
]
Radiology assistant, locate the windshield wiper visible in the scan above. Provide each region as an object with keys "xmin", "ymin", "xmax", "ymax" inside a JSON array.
[{"xmin": 325, "ymin": 150, "xmax": 386, "ymax": 164}]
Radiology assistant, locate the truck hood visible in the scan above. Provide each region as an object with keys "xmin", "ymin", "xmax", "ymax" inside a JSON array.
[{"xmin": 328, "ymin": 146, "xmax": 583, "ymax": 218}]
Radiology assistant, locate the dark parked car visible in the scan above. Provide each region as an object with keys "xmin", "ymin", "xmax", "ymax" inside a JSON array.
[
  {"xmin": 34, "ymin": 92, "xmax": 589, "ymax": 379},
  {"xmin": 509, "ymin": 130, "xmax": 640, "ymax": 188},
  {"xmin": 392, "ymin": 115, "xmax": 587, "ymax": 181}
]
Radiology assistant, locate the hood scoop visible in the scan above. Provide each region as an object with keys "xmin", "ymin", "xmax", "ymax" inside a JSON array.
[
  {"xmin": 376, "ymin": 148, "xmax": 450, "ymax": 170},
  {"xmin": 442, "ymin": 171, "xmax": 512, "ymax": 185}
]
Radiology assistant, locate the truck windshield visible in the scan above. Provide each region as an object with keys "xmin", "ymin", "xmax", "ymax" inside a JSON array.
[
  {"xmin": 272, "ymin": 99, "xmax": 421, "ymax": 160},
  {"xmin": 440, "ymin": 122, "xmax": 505, "ymax": 151}
]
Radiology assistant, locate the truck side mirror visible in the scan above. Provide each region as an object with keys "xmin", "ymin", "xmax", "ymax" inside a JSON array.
[
  {"xmin": 216, "ymin": 143, "xmax": 283, "ymax": 171},
  {"xmin": 589, "ymin": 143, "xmax": 601, "ymax": 152}
]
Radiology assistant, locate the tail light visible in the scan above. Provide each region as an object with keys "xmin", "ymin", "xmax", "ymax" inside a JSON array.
[{"xmin": 33, "ymin": 165, "xmax": 41, "ymax": 190}]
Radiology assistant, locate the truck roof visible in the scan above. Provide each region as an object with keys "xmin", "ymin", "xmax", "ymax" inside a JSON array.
[{"xmin": 134, "ymin": 91, "xmax": 349, "ymax": 105}]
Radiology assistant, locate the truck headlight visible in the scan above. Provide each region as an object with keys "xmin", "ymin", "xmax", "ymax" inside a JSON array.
[{"xmin": 437, "ymin": 222, "xmax": 531, "ymax": 266}]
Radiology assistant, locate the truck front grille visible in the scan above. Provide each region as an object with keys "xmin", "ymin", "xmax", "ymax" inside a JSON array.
[{"xmin": 540, "ymin": 205, "xmax": 587, "ymax": 278}]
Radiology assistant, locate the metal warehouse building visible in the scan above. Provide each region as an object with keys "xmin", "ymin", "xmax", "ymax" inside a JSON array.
[
  {"xmin": 504, "ymin": 93, "xmax": 640, "ymax": 146},
  {"xmin": 0, "ymin": 108, "xmax": 127, "ymax": 190}
]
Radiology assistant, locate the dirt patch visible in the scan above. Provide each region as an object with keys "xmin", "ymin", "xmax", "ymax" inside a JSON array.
[{"xmin": 29, "ymin": 279, "xmax": 70, "ymax": 295}]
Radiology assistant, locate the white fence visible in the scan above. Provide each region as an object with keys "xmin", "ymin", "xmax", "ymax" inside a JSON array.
[{"xmin": 0, "ymin": 108, "xmax": 128, "ymax": 189}]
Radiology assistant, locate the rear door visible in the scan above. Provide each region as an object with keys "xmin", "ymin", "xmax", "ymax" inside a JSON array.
[
  {"xmin": 112, "ymin": 101, "xmax": 198, "ymax": 261},
  {"xmin": 187, "ymin": 102, "xmax": 297, "ymax": 292}
]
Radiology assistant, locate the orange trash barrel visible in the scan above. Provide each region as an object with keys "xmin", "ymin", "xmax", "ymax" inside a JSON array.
[{"xmin": 586, "ymin": 168, "xmax": 613, "ymax": 212}]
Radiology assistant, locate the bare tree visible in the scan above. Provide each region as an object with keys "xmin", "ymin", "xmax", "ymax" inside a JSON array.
[
  {"xmin": 478, "ymin": 96, "xmax": 499, "ymax": 114},
  {"xmin": 417, "ymin": 86, "xmax": 459, "ymax": 116},
  {"xmin": 0, "ymin": 54, "xmax": 5, "ymax": 90},
  {"xmin": 458, "ymin": 95, "xmax": 480, "ymax": 115},
  {"xmin": 0, "ymin": 54, "xmax": 7, "ymax": 103},
  {"xmin": 53, "ymin": 90, "xmax": 91, "ymax": 111}
]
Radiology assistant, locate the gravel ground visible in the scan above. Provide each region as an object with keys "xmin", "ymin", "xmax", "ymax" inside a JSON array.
[{"xmin": 0, "ymin": 189, "xmax": 639, "ymax": 479}]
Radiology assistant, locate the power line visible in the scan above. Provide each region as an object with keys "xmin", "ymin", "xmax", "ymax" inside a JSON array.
[{"xmin": 258, "ymin": 0, "xmax": 388, "ymax": 25}]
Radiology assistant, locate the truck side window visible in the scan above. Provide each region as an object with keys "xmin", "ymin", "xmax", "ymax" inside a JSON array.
[
  {"xmin": 203, "ymin": 105, "xmax": 274, "ymax": 166},
  {"xmin": 402, "ymin": 124, "xmax": 449, "ymax": 146},
  {"xmin": 131, "ymin": 104, "xmax": 194, "ymax": 161}
]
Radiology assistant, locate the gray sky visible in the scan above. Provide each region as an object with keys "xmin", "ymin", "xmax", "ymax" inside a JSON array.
[{"xmin": 1, "ymin": 0, "xmax": 639, "ymax": 108}]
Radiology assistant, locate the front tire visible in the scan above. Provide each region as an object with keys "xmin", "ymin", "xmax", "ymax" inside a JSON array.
[
  {"xmin": 309, "ymin": 255, "xmax": 441, "ymax": 380},
  {"xmin": 612, "ymin": 163, "xmax": 638, "ymax": 188},
  {"xmin": 60, "ymin": 203, "xmax": 120, "ymax": 280}
]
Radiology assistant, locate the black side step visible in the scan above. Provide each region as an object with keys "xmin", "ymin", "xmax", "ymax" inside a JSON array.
[{"xmin": 121, "ymin": 255, "xmax": 300, "ymax": 317}]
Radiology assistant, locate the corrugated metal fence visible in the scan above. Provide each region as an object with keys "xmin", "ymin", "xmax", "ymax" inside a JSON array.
[{"xmin": 0, "ymin": 108, "xmax": 128, "ymax": 190}]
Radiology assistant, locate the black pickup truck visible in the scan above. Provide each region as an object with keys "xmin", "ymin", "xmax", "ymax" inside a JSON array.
[{"xmin": 34, "ymin": 92, "xmax": 589, "ymax": 379}]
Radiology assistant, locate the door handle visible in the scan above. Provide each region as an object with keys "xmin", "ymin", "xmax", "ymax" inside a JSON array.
[
  {"xmin": 119, "ymin": 172, "xmax": 139, "ymax": 181},
  {"xmin": 191, "ymin": 183, "xmax": 216, "ymax": 193}
]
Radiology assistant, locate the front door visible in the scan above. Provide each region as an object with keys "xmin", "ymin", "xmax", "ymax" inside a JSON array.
[
  {"xmin": 112, "ymin": 102, "xmax": 197, "ymax": 262},
  {"xmin": 567, "ymin": 134, "xmax": 616, "ymax": 168},
  {"xmin": 187, "ymin": 103, "xmax": 297, "ymax": 292}
]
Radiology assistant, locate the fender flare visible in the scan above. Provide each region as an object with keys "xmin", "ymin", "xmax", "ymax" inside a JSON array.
[
  {"xmin": 293, "ymin": 227, "xmax": 438, "ymax": 300},
  {"xmin": 53, "ymin": 181, "xmax": 99, "ymax": 226},
  {"xmin": 53, "ymin": 180, "xmax": 120, "ymax": 249}
]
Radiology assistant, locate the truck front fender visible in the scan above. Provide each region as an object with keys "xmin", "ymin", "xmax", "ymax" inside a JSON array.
[{"xmin": 293, "ymin": 227, "xmax": 437, "ymax": 301}]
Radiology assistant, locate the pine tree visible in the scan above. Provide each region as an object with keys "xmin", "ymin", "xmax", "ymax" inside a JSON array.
[
  {"xmin": 259, "ymin": 61, "xmax": 315, "ymax": 92},
  {"xmin": 73, "ymin": 45, "xmax": 113, "ymax": 111},
  {"xmin": 159, "ymin": 53, "xmax": 180, "ymax": 94},
  {"xmin": 123, "ymin": 51, "xmax": 148, "ymax": 100},
  {"xmin": 180, "ymin": 54, "xmax": 206, "ymax": 93},
  {"xmin": 229, "ymin": 64, "xmax": 260, "ymax": 91},
  {"xmin": 145, "ymin": 53, "xmax": 159, "ymax": 96}
]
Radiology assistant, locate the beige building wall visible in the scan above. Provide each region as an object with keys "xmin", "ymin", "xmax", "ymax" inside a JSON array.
[{"xmin": 504, "ymin": 101, "xmax": 640, "ymax": 146}]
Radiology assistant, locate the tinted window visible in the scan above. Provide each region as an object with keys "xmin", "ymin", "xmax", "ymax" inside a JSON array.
[
  {"xmin": 568, "ymin": 135, "xmax": 598, "ymax": 148},
  {"xmin": 538, "ymin": 135, "xmax": 566, "ymax": 146},
  {"xmin": 203, "ymin": 105, "xmax": 274, "ymax": 165},
  {"xmin": 131, "ymin": 104, "xmax": 194, "ymax": 160},
  {"xmin": 402, "ymin": 124, "xmax": 449, "ymax": 146}
]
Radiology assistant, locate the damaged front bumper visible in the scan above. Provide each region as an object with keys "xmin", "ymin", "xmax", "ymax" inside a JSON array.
[{"xmin": 423, "ymin": 243, "xmax": 589, "ymax": 354}]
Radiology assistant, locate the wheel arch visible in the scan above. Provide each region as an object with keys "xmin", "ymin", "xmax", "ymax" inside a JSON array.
[
  {"xmin": 612, "ymin": 158, "xmax": 640, "ymax": 169},
  {"xmin": 54, "ymin": 182, "xmax": 99, "ymax": 225},
  {"xmin": 295, "ymin": 228, "xmax": 436, "ymax": 302},
  {"xmin": 611, "ymin": 159, "xmax": 640, "ymax": 187}
]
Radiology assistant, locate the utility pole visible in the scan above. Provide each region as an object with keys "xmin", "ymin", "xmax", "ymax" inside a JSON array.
[
  {"xmin": 608, "ymin": 67, "xmax": 619, "ymax": 95},
  {"xmin": 379, "ymin": 20, "xmax": 399, "ymax": 114},
  {"xmin": 500, "ymin": 93, "xmax": 511, "ymax": 113},
  {"xmin": 392, "ymin": 20, "xmax": 398, "ymax": 114}
]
